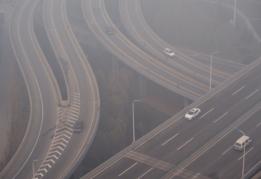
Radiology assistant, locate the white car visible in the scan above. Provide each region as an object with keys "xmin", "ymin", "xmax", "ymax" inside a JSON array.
[
  {"xmin": 185, "ymin": 108, "xmax": 201, "ymax": 120},
  {"xmin": 233, "ymin": 135, "xmax": 252, "ymax": 151},
  {"xmin": 163, "ymin": 48, "xmax": 175, "ymax": 57}
]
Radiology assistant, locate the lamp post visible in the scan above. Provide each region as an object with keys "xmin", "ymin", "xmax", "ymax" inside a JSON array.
[
  {"xmin": 209, "ymin": 51, "xmax": 219, "ymax": 91},
  {"xmin": 131, "ymin": 99, "xmax": 141, "ymax": 143},
  {"xmin": 242, "ymin": 142, "xmax": 246, "ymax": 179},
  {"xmin": 209, "ymin": 55, "xmax": 213, "ymax": 91},
  {"xmin": 233, "ymin": 0, "xmax": 238, "ymax": 26},
  {"xmin": 237, "ymin": 129, "xmax": 246, "ymax": 179}
]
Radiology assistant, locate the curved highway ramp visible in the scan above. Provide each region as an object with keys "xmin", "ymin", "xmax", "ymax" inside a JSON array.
[
  {"xmin": 119, "ymin": 0, "xmax": 244, "ymax": 77},
  {"xmin": 82, "ymin": 0, "xmax": 208, "ymax": 100},
  {"xmin": 3, "ymin": 0, "xmax": 100, "ymax": 178}
]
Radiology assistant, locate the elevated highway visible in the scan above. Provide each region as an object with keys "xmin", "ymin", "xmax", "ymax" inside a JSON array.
[
  {"xmin": 1, "ymin": 0, "xmax": 100, "ymax": 178},
  {"xmin": 82, "ymin": 54, "xmax": 261, "ymax": 178},
  {"xmin": 1, "ymin": 0, "xmax": 58, "ymax": 178},
  {"xmin": 80, "ymin": 0, "xmax": 261, "ymax": 178},
  {"xmin": 3, "ymin": 0, "xmax": 260, "ymax": 178},
  {"xmin": 29, "ymin": 0, "xmax": 101, "ymax": 178},
  {"xmin": 118, "ymin": 0, "xmax": 244, "ymax": 76},
  {"xmin": 82, "ymin": 0, "xmax": 223, "ymax": 101}
]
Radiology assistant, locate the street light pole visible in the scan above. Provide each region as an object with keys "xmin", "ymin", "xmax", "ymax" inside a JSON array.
[
  {"xmin": 209, "ymin": 55, "xmax": 213, "ymax": 91},
  {"xmin": 242, "ymin": 143, "xmax": 246, "ymax": 179},
  {"xmin": 233, "ymin": 0, "xmax": 238, "ymax": 26},
  {"xmin": 209, "ymin": 51, "xmax": 219, "ymax": 91},
  {"xmin": 237, "ymin": 129, "xmax": 246, "ymax": 179},
  {"xmin": 132, "ymin": 99, "xmax": 141, "ymax": 143}
]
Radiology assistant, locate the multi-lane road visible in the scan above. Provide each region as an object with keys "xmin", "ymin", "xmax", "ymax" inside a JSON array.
[
  {"xmin": 118, "ymin": 0, "xmax": 244, "ymax": 76},
  {"xmin": 79, "ymin": 0, "xmax": 261, "ymax": 178},
  {"xmin": 82, "ymin": 0, "xmax": 232, "ymax": 100},
  {"xmin": 83, "ymin": 57, "xmax": 261, "ymax": 179},
  {"xmin": 3, "ymin": 0, "xmax": 100, "ymax": 178},
  {"xmin": 32, "ymin": 0, "xmax": 101, "ymax": 178},
  {"xmin": 2, "ymin": 0, "xmax": 58, "ymax": 178},
  {"xmin": 3, "ymin": 0, "xmax": 261, "ymax": 178}
]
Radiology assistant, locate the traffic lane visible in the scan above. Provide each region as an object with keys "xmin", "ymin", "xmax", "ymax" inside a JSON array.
[
  {"xmin": 139, "ymin": 168, "xmax": 166, "ymax": 179},
  {"xmin": 175, "ymin": 89, "xmax": 261, "ymax": 166},
  {"xmin": 87, "ymin": 1, "xmax": 206, "ymax": 98},
  {"xmin": 106, "ymin": 32, "xmax": 208, "ymax": 96},
  {"xmin": 135, "ymin": 86, "xmax": 261, "ymax": 159},
  {"xmin": 117, "ymin": 163, "xmax": 154, "ymax": 179},
  {"xmin": 91, "ymin": 1, "xmax": 207, "ymax": 97},
  {"xmin": 17, "ymin": 6, "xmax": 67, "ymax": 179},
  {"xmin": 129, "ymin": 0, "xmax": 240, "ymax": 79},
  {"xmin": 95, "ymin": 159, "xmax": 166, "ymax": 179},
  {"xmin": 109, "ymin": 36, "xmax": 205, "ymax": 92},
  {"xmin": 186, "ymin": 108, "xmax": 261, "ymax": 177},
  {"xmin": 45, "ymin": 0, "xmax": 100, "ymax": 178},
  {"xmin": 13, "ymin": 0, "xmax": 58, "ymax": 177},
  {"xmin": 205, "ymin": 126, "xmax": 261, "ymax": 179},
  {"xmin": 221, "ymin": 141, "xmax": 261, "ymax": 179},
  {"xmin": 218, "ymin": 122, "xmax": 261, "ymax": 179},
  {"xmin": 137, "ymin": 88, "xmax": 261, "ymax": 170},
  {"xmin": 122, "ymin": 0, "xmax": 226, "ymax": 85},
  {"xmin": 88, "ymin": 0, "xmax": 261, "ymax": 175},
  {"xmin": 121, "ymin": 0, "xmax": 225, "ymax": 86},
  {"xmin": 142, "ymin": 93, "xmax": 259, "ymax": 165},
  {"xmin": 133, "ymin": 80, "xmax": 245, "ymax": 152},
  {"xmin": 96, "ymin": 0, "xmax": 210, "ymax": 95},
  {"xmin": 186, "ymin": 130, "xmax": 240, "ymax": 176},
  {"xmin": 84, "ymin": 158, "xmax": 134, "ymax": 178},
  {"xmin": 84, "ymin": 56, "xmax": 260, "ymax": 178},
  {"xmin": 94, "ymin": 158, "xmax": 158, "ymax": 179},
  {"xmin": 187, "ymin": 52, "xmax": 243, "ymax": 74},
  {"xmin": 136, "ymin": 73, "xmax": 261, "ymax": 156},
  {"xmin": 129, "ymin": 0, "xmax": 230, "ymax": 79}
]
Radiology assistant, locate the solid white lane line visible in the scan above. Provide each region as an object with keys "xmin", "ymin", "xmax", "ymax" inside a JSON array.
[
  {"xmin": 161, "ymin": 133, "xmax": 180, "ymax": 146},
  {"xmin": 213, "ymin": 112, "xmax": 229, "ymax": 123},
  {"xmin": 177, "ymin": 138, "xmax": 194, "ymax": 151},
  {"xmin": 256, "ymin": 121, "xmax": 261, "ymax": 128},
  {"xmin": 222, "ymin": 146, "xmax": 233, "ymax": 156},
  {"xmin": 191, "ymin": 173, "xmax": 201, "ymax": 179},
  {"xmin": 245, "ymin": 89, "xmax": 259, "ymax": 100},
  {"xmin": 232, "ymin": 86, "xmax": 245, "ymax": 96},
  {"xmin": 137, "ymin": 168, "xmax": 154, "ymax": 179},
  {"xmin": 200, "ymin": 108, "xmax": 215, "ymax": 119},
  {"xmin": 118, "ymin": 162, "xmax": 138, "ymax": 176},
  {"xmin": 238, "ymin": 147, "xmax": 254, "ymax": 160}
]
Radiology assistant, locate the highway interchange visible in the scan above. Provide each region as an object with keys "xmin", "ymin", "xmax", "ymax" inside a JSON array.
[
  {"xmin": 83, "ymin": 57, "xmax": 261, "ymax": 179},
  {"xmin": 118, "ymin": 0, "xmax": 244, "ymax": 76},
  {"xmin": 2, "ymin": 0, "xmax": 100, "ymax": 178},
  {"xmin": 83, "ymin": 0, "xmax": 236, "ymax": 100},
  {"xmin": 81, "ymin": 0, "xmax": 261, "ymax": 179},
  {"xmin": 1, "ymin": 0, "xmax": 261, "ymax": 178}
]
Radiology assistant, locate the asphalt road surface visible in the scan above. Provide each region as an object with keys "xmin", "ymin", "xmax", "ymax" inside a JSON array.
[{"xmin": 83, "ymin": 58, "xmax": 261, "ymax": 179}]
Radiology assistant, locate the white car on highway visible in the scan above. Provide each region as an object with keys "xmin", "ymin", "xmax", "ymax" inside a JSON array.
[
  {"xmin": 233, "ymin": 135, "xmax": 252, "ymax": 151},
  {"xmin": 185, "ymin": 108, "xmax": 201, "ymax": 120},
  {"xmin": 163, "ymin": 48, "xmax": 176, "ymax": 57}
]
